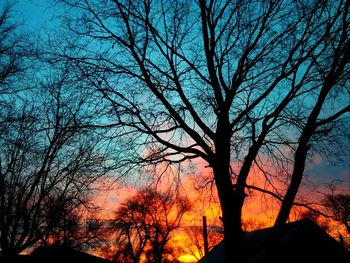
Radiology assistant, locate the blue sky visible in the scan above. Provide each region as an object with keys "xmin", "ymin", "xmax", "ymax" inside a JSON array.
[
  {"xmin": 3, "ymin": 0, "xmax": 349, "ymax": 195},
  {"xmin": 2, "ymin": 0, "xmax": 56, "ymax": 32}
]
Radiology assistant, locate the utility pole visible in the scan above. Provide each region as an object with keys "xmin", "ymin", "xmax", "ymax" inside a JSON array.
[{"xmin": 202, "ymin": 215, "xmax": 209, "ymax": 255}]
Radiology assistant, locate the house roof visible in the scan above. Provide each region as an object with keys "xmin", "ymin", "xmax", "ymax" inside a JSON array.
[
  {"xmin": 199, "ymin": 219, "xmax": 350, "ymax": 263},
  {"xmin": 1, "ymin": 246, "xmax": 113, "ymax": 263}
]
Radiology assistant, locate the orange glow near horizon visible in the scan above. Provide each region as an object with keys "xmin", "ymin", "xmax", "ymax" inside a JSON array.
[{"xmin": 91, "ymin": 161, "xmax": 348, "ymax": 262}]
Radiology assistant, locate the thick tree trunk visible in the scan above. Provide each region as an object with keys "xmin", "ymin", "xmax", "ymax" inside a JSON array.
[
  {"xmin": 213, "ymin": 123, "xmax": 244, "ymax": 263},
  {"xmin": 214, "ymin": 164, "xmax": 244, "ymax": 263}
]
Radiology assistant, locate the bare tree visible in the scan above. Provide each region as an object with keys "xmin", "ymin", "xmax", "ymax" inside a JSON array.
[
  {"xmin": 111, "ymin": 188, "xmax": 190, "ymax": 263},
  {"xmin": 323, "ymin": 194, "xmax": 350, "ymax": 236},
  {"xmin": 0, "ymin": 2, "xmax": 118, "ymax": 259},
  {"xmin": 0, "ymin": 66, "xmax": 109, "ymax": 257},
  {"xmin": 274, "ymin": 0, "xmax": 350, "ymax": 228},
  {"xmin": 0, "ymin": 2, "xmax": 29, "ymax": 96},
  {"xmin": 184, "ymin": 225, "xmax": 222, "ymax": 261},
  {"xmin": 0, "ymin": 1, "xmax": 36, "ymax": 133},
  {"xmin": 57, "ymin": 0, "xmax": 350, "ymax": 261},
  {"xmin": 38, "ymin": 196, "xmax": 107, "ymax": 251}
]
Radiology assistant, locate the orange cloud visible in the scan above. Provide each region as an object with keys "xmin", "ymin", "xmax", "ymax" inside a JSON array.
[{"xmin": 91, "ymin": 158, "xmax": 347, "ymax": 262}]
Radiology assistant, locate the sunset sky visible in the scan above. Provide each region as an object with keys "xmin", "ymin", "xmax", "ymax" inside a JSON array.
[{"xmin": 2, "ymin": 1, "xmax": 349, "ymax": 262}]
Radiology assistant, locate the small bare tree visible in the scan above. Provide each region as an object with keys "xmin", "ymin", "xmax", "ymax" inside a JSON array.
[
  {"xmin": 184, "ymin": 225, "xmax": 223, "ymax": 261},
  {"xmin": 324, "ymin": 194, "xmax": 350, "ymax": 235},
  {"xmin": 111, "ymin": 188, "xmax": 190, "ymax": 263},
  {"xmin": 38, "ymin": 195, "xmax": 107, "ymax": 251}
]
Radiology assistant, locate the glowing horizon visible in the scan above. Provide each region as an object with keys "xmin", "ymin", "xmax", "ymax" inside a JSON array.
[{"xmin": 91, "ymin": 162, "xmax": 348, "ymax": 262}]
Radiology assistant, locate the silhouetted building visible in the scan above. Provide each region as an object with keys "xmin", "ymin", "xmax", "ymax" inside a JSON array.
[
  {"xmin": 1, "ymin": 246, "xmax": 112, "ymax": 263},
  {"xmin": 199, "ymin": 219, "xmax": 350, "ymax": 263}
]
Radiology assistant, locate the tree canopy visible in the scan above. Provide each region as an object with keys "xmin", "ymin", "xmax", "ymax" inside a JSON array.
[{"xmin": 55, "ymin": 0, "xmax": 350, "ymax": 261}]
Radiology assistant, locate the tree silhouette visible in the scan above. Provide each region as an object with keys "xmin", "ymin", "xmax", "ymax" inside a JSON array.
[
  {"xmin": 184, "ymin": 225, "xmax": 222, "ymax": 260},
  {"xmin": 111, "ymin": 188, "xmax": 190, "ymax": 262},
  {"xmin": 38, "ymin": 196, "xmax": 107, "ymax": 251},
  {"xmin": 0, "ymin": 2, "xmax": 36, "ymax": 132},
  {"xmin": 0, "ymin": 65, "xmax": 109, "ymax": 257},
  {"xmin": 324, "ymin": 194, "xmax": 350, "ymax": 236},
  {"xmin": 57, "ymin": 0, "xmax": 350, "ymax": 261},
  {"xmin": 0, "ymin": 3, "xmax": 31, "ymax": 97},
  {"xmin": 274, "ymin": 0, "xmax": 350, "ymax": 227}
]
